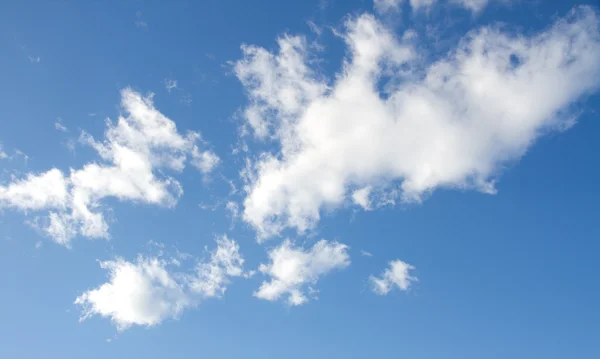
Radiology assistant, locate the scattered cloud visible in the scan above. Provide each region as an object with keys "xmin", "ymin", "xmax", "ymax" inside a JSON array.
[
  {"xmin": 54, "ymin": 118, "xmax": 68, "ymax": 132},
  {"xmin": 235, "ymin": 7, "xmax": 600, "ymax": 240},
  {"xmin": 370, "ymin": 259, "xmax": 417, "ymax": 295},
  {"xmin": 164, "ymin": 78, "xmax": 178, "ymax": 93},
  {"xmin": 75, "ymin": 236, "xmax": 247, "ymax": 331},
  {"xmin": 28, "ymin": 56, "xmax": 41, "ymax": 63},
  {"xmin": 0, "ymin": 88, "xmax": 216, "ymax": 245},
  {"xmin": 0, "ymin": 143, "xmax": 7, "ymax": 159},
  {"xmin": 352, "ymin": 186, "xmax": 373, "ymax": 211},
  {"xmin": 191, "ymin": 149, "xmax": 221, "ymax": 174},
  {"xmin": 254, "ymin": 239, "xmax": 350, "ymax": 306},
  {"xmin": 360, "ymin": 250, "xmax": 373, "ymax": 257},
  {"xmin": 135, "ymin": 11, "xmax": 148, "ymax": 29}
]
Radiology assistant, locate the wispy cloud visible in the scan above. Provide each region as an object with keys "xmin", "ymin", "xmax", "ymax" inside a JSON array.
[
  {"xmin": 54, "ymin": 118, "xmax": 68, "ymax": 132},
  {"xmin": 164, "ymin": 78, "xmax": 178, "ymax": 93}
]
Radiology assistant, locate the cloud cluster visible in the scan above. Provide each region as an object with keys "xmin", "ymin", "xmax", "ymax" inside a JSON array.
[
  {"xmin": 254, "ymin": 239, "xmax": 350, "ymax": 305},
  {"xmin": 370, "ymin": 259, "xmax": 417, "ymax": 295},
  {"xmin": 236, "ymin": 7, "xmax": 600, "ymax": 240},
  {"xmin": 0, "ymin": 88, "xmax": 219, "ymax": 245},
  {"xmin": 75, "ymin": 236, "xmax": 246, "ymax": 331}
]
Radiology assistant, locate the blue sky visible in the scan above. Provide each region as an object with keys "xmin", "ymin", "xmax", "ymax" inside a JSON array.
[{"xmin": 1, "ymin": 0, "xmax": 600, "ymax": 358}]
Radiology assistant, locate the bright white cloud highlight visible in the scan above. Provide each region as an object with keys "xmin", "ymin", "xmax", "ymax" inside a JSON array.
[
  {"xmin": 0, "ymin": 88, "xmax": 219, "ymax": 245},
  {"xmin": 236, "ymin": 7, "xmax": 600, "ymax": 240},
  {"xmin": 75, "ymin": 236, "xmax": 246, "ymax": 331},
  {"xmin": 254, "ymin": 239, "xmax": 350, "ymax": 306},
  {"xmin": 370, "ymin": 259, "xmax": 417, "ymax": 295}
]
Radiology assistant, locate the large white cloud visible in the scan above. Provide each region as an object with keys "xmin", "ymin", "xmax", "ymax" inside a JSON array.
[
  {"xmin": 75, "ymin": 235, "xmax": 246, "ymax": 331},
  {"xmin": 254, "ymin": 239, "xmax": 350, "ymax": 306},
  {"xmin": 235, "ymin": 7, "xmax": 600, "ymax": 240},
  {"xmin": 370, "ymin": 259, "xmax": 417, "ymax": 295},
  {"xmin": 0, "ymin": 88, "xmax": 219, "ymax": 245}
]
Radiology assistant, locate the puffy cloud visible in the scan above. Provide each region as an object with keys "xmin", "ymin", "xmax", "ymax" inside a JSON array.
[
  {"xmin": 236, "ymin": 7, "xmax": 600, "ymax": 240},
  {"xmin": 370, "ymin": 259, "xmax": 417, "ymax": 295},
  {"xmin": 75, "ymin": 236, "xmax": 246, "ymax": 331},
  {"xmin": 191, "ymin": 149, "xmax": 221, "ymax": 174},
  {"xmin": 352, "ymin": 186, "xmax": 373, "ymax": 210},
  {"xmin": 0, "ymin": 88, "xmax": 217, "ymax": 245},
  {"xmin": 254, "ymin": 239, "xmax": 350, "ymax": 306}
]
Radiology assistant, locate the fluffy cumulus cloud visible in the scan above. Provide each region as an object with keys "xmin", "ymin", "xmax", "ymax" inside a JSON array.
[
  {"xmin": 370, "ymin": 259, "xmax": 417, "ymax": 295},
  {"xmin": 0, "ymin": 88, "xmax": 220, "ymax": 245},
  {"xmin": 254, "ymin": 239, "xmax": 350, "ymax": 306},
  {"xmin": 235, "ymin": 7, "xmax": 600, "ymax": 240},
  {"xmin": 75, "ymin": 235, "xmax": 246, "ymax": 331}
]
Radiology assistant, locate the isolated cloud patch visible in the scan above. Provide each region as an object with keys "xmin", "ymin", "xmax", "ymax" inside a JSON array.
[
  {"xmin": 370, "ymin": 259, "xmax": 417, "ymax": 295},
  {"xmin": 0, "ymin": 88, "xmax": 220, "ymax": 245},
  {"xmin": 75, "ymin": 236, "xmax": 246, "ymax": 331},
  {"xmin": 236, "ymin": 7, "xmax": 600, "ymax": 240},
  {"xmin": 254, "ymin": 239, "xmax": 350, "ymax": 306}
]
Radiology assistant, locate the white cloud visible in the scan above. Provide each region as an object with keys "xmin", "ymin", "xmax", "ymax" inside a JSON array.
[
  {"xmin": 374, "ymin": 0, "xmax": 494, "ymax": 13},
  {"xmin": 191, "ymin": 149, "xmax": 221, "ymax": 174},
  {"xmin": 0, "ymin": 88, "xmax": 216, "ymax": 245},
  {"xmin": 254, "ymin": 239, "xmax": 350, "ymax": 306},
  {"xmin": 164, "ymin": 78, "xmax": 178, "ymax": 93},
  {"xmin": 236, "ymin": 7, "xmax": 600, "ymax": 240},
  {"xmin": 28, "ymin": 56, "xmax": 41, "ymax": 63},
  {"xmin": 373, "ymin": 0, "xmax": 404, "ymax": 13},
  {"xmin": 54, "ymin": 119, "xmax": 68, "ymax": 132},
  {"xmin": 75, "ymin": 236, "xmax": 246, "ymax": 331},
  {"xmin": 352, "ymin": 186, "xmax": 373, "ymax": 210},
  {"xmin": 187, "ymin": 235, "xmax": 246, "ymax": 297},
  {"xmin": 0, "ymin": 169, "xmax": 68, "ymax": 211},
  {"xmin": 0, "ymin": 143, "xmax": 7, "ymax": 159},
  {"xmin": 370, "ymin": 259, "xmax": 417, "ymax": 295},
  {"xmin": 360, "ymin": 250, "xmax": 373, "ymax": 257},
  {"xmin": 451, "ymin": 0, "xmax": 489, "ymax": 13}
]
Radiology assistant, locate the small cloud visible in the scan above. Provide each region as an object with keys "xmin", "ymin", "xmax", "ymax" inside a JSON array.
[
  {"xmin": 54, "ymin": 118, "xmax": 68, "ymax": 132},
  {"xmin": 164, "ymin": 78, "xmax": 178, "ymax": 93},
  {"xmin": 0, "ymin": 143, "xmax": 7, "ymax": 160},
  {"xmin": 135, "ymin": 11, "xmax": 148, "ymax": 29},
  {"xmin": 35, "ymin": 241, "xmax": 42, "ymax": 249},
  {"xmin": 28, "ymin": 56, "xmax": 41, "ymax": 63},
  {"xmin": 191, "ymin": 149, "xmax": 221, "ymax": 174},
  {"xmin": 360, "ymin": 250, "xmax": 373, "ymax": 257},
  {"xmin": 88, "ymin": 113, "xmax": 96, "ymax": 117},
  {"xmin": 180, "ymin": 93, "xmax": 193, "ymax": 106},
  {"xmin": 370, "ymin": 259, "xmax": 417, "ymax": 295}
]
